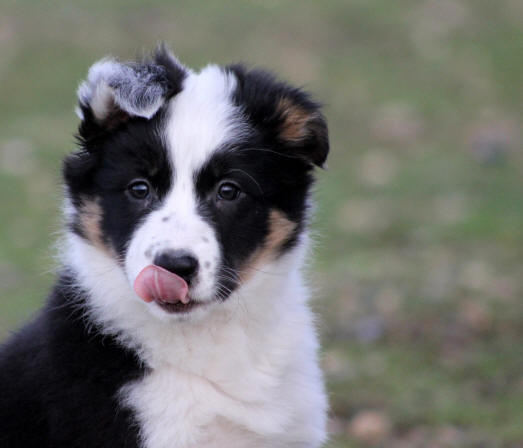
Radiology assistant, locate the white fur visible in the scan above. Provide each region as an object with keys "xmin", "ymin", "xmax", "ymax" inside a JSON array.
[
  {"xmin": 125, "ymin": 65, "xmax": 242, "ymax": 319},
  {"xmin": 66, "ymin": 66, "xmax": 327, "ymax": 447}
]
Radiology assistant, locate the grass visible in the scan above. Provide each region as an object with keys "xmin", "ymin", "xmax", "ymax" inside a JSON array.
[{"xmin": 1, "ymin": 1, "xmax": 522, "ymax": 446}]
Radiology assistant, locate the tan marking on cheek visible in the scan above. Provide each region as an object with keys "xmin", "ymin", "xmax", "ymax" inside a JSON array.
[
  {"xmin": 277, "ymin": 97, "xmax": 318, "ymax": 143},
  {"xmin": 78, "ymin": 199, "xmax": 111, "ymax": 253},
  {"xmin": 240, "ymin": 210, "xmax": 297, "ymax": 281}
]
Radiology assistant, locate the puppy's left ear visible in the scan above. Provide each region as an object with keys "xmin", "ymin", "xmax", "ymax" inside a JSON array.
[{"xmin": 276, "ymin": 95, "xmax": 329, "ymax": 168}]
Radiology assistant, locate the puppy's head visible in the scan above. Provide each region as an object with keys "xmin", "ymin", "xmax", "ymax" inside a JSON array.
[{"xmin": 64, "ymin": 46, "xmax": 328, "ymax": 319}]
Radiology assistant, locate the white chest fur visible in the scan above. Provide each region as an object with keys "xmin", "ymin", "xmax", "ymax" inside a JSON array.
[
  {"xmin": 67, "ymin": 237, "xmax": 327, "ymax": 447},
  {"xmin": 122, "ymin": 291, "xmax": 327, "ymax": 448}
]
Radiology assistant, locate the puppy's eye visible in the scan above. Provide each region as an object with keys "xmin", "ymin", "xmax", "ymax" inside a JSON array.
[
  {"xmin": 128, "ymin": 180, "xmax": 150, "ymax": 199},
  {"xmin": 217, "ymin": 182, "xmax": 241, "ymax": 201}
]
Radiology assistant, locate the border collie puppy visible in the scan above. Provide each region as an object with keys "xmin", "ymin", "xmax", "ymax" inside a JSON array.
[{"xmin": 0, "ymin": 46, "xmax": 329, "ymax": 448}]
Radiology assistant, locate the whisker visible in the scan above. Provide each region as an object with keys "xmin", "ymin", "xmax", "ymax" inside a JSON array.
[
  {"xmin": 227, "ymin": 168, "xmax": 264, "ymax": 196},
  {"xmin": 240, "ymin": 147, "xmax": 304, "ymax": 162},
  {"xmin": 241, "ymin": 264, "xmax": 285, "ymax": 277}
]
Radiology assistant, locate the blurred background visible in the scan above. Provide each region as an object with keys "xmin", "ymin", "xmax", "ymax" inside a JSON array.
[{"xmin": 0, "ymin": 1, "xmax": 522, "ymax": 446}]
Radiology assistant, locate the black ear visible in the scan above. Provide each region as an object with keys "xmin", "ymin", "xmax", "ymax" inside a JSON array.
[
  {"xmin": 275, "ymin": 96, "xmax": 329, "ymax": 168},
  {"xmin": 227, "ymin": 65, "xmax": 329, "ymax": 168},
  {"xmin": 76, "ymin": 45, "xmax": 187, "ymax": 139}
]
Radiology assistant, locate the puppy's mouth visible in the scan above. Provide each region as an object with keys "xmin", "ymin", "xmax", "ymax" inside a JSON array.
[
  {"xmin": 133, "ymin": 265, "xmax": 203, "ymax": 314},
  {"xmin": 155, "ymin": 299, "xmax": 203, "ymax": 314}
]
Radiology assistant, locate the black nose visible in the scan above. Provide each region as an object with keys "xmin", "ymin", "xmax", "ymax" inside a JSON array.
[{"xmin": 153, "ymin": 250, "xmax": 199, "ymax": 284}]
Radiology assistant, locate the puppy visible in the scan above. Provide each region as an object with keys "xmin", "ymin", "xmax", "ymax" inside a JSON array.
[{"xmin": 0, "ymin": 46, "xmax": 329, "ymax": 448}]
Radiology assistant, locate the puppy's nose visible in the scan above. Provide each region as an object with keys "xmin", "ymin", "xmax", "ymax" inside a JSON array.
[{"xmin": 153, "ymin": 250, "xmax": 199, "ymax": 284}]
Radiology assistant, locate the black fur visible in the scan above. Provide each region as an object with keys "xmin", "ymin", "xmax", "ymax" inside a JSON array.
[
  {"xmin": 194, "ymin": 138, "xmax": 314, "ymax": 295},
  {"xmin": 228, "ymin": 64, "xmax": 329, "ymax": 168},
  {"xmin": 192, "ymin": 67, "xmax": 328, "ymax": 294},
  {"xmin": 65, "ymin": 109, "xmax": 173, "ymax": 257},
  {"xmin": 0, "ymin": 274, "xmax": 144, "ymax": 447}
]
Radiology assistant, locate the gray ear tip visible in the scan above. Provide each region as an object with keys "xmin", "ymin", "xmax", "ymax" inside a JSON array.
[
  {"xmin": 76, "ymin": 48, "xmax": 188, "ymax": 124},
  {"xmin": 86, "ymin": 58, "xmax": 120, "ymax": 83},
  {"xmin": 76, "ymin": 58, "xmax": 119, "ymax": 104}
]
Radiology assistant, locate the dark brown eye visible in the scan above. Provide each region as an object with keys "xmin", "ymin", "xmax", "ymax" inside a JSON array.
[
  {"xmin": 128, "ymin": 180, "xmax": 150, "ymax": 199},
  {"xmin": 217, "ymin": 182, "xmax": 241, "ymax": 201}
]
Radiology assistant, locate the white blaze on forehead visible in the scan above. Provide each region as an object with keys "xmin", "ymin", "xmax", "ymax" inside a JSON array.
[{"xmin": 165, "ymin": 65, "xmax": 240, "ymax": 173}]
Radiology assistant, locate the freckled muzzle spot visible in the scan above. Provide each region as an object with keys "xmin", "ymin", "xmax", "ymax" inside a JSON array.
[
  {"xmin": 143, "ymin": 240, "xmax": 172, "ymax": 260},
  {"xmin": 239, "ymin": 209, "xmax": 297, "ymax": 282}
]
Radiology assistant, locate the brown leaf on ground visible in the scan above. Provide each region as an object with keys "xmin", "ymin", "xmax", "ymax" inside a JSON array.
[
  {"xmin": 458, "ymin": 300, "xmax": 492, "ymax": 333},
  {"xmin": 347, "ymin": 410, "xmax": 392, "ymax": 445}
]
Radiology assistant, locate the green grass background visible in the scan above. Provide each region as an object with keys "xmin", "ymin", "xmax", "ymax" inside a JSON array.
[{"xmin": 0, "ymin": 1, "xmax": 522, "ymax": 446}]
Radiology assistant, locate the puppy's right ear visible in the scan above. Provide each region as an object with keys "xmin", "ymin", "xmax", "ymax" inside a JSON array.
[{"xmin": 76, "ymin": 46, "xmax": 187, "ymax": 141}]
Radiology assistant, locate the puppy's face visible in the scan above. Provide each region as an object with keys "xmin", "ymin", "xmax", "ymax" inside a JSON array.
[{"xmin": 64, "ymin": 48, "xmax": 328, "ymax": 319}]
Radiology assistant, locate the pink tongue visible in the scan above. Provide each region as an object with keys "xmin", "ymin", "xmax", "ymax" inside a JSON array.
[{"xmin": 134, "ymin": 265, "xmax": 189, "ymax": 304}]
